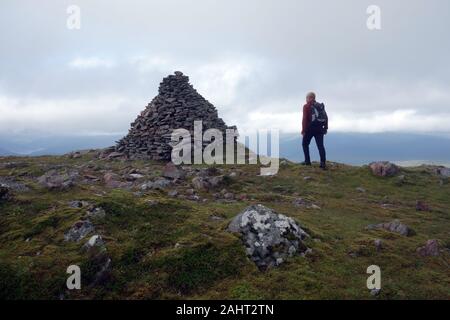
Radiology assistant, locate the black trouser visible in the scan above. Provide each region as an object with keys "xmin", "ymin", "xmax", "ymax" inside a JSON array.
[{"xmin": 302, "ymin": 130, "xmax": 326, "ymax": 164}]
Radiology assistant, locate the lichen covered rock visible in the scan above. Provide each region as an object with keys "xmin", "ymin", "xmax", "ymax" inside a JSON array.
[
  {"xmin": 228, "ymin": 204, "xmax": 309, "ymax": 270},
  {"xmin": 64, "ymin": 220, "xmax": 95, "ymax": 242}
]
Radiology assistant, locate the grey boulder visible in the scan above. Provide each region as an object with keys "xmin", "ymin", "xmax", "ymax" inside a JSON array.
[
  {"xmin": 367, "ymin": 219, "xmax": 413, "ymax": 236},
  {"xmin": 141, "ymin": 177, "xmax": 172, "ymax": 190},
  {"xmin": 369, "ymin": 161, "xmax": 400, "ymax": 177},
  {"xmin": 162, "ymin": 162, "xmax": 186, "ymax": 180},
  {"xmin": 435, "ymin": 166, "xmax": 450, "ymax": 178},
  {"xmin": 37, "ymin": 170, "xmax": 77, "ymax": 190},
  {"xmin": 0, "ymin": 184, "xmax": 10, "ymax": 201},
  {"xmin": 228, "ymin": 204, "xmax": 309, "ymax": 270},
  {"xmin": 64, "ymin": 220, "xmax": 95, "ymax": 242},
  {"xmin": 417, "ymin": 239, "xmax": 441, "ymax": 257}
]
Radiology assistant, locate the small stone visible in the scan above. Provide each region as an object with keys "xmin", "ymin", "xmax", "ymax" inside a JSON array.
[
  {"xmin": 370, "ymin": 289, "xmax": 381, "ymax": 296},
  {"xmin": 192, "ymin": 177, "xmax": 207, "ymax": 190},
  {"xmin": 69, "ymin": 152, "xmax": 82, "ymax": 159},
  {"xmin": 142, "ymin": 178, "xmax": 171, "ymax": 190},
  {"xmin": 64, "ymin": 220, "xmax": 95, "ymax": 242},
  {"xmin": 367, "ymin": 220, "xmax": 413, "ymax": 236},
  {"xmin": 417, "ymin": 239, "xmax": 440, "ymax": 257},
  {"xmin": 129, "ymin": 173, "xmax": 144, "ymax": 180},
  {"xmin": 187, "ymin": 195, "xmax": 200, "ymax": 201},
  {"xmin": 356, "ymin": 187, "xmax": 366, "ymax": 193},
  {"xmin": 207, "ymin": 175, "xmax": 224, "ymax": 188},
  {"xmin": 107, "ymin": 152, "xmax": 124, "ymax": 159},
  {"xmin": 168, "ymin": 190, "xmax": 178, "ymax": 197},
  {"xmin": 83, "ymin": 235, "xmax": 105, "ymax": 250},
  {"xmin": 68, "ymin": 200, "xmax": 89, "ymax": 208},
  {"xmin": 162, "ymin": 162, "xmax": 186, "ymax": 180},
  {"xmin": 374, "ymin": 239, "xmax": 382, "ymax": 251},
  {"xmin": 103, "ymin": 172, "xmax": 121, "ymax": 188},
  {"xmin": 223, "ymin": 192, "xmax": 234, "ymax": 200},
  {"xmin": 415, "ymin": 200, "xmax": 430, "ymax": 212},
  {"xmin": 293, "ymin": 198, "xmax": 320, "ymax": 209},
  {"xmin": 0, "ymin": 184, "xmax": 11, "ymax": 201}
]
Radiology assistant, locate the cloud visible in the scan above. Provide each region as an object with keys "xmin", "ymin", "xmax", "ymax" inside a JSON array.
[
  {"xmin": 1, "ymin": 0, "xmax": 450, "ymax": 140},
  {"xmin": 191, "ymin": 57, "xmax": 262, "ymax": 106},
  {"xmin": 0, "ymin": 94, "xmax": 138, "ymax": 136},
  {"xmin": 129, "ymin": 55, "xmax": 172, "ymax": 73},
  {"xmin": 68, "ymin": 57, "xmax": 116, "ymax": 69}
]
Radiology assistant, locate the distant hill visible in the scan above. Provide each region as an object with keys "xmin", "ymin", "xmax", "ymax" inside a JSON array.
[
  {"xmin": 0, "ymin": 147, "xmax": 17, "ymax": 156},
  {"xmin": 1, "ymin": 132, "xmax": 450, "ymax": 166},
  {"xmin": 279, "ymin": 132, "xmax": 450, "ymax": 165},
  {"xmin": 0, "ymin": 134, "xmax": 122, "ymax": 156}
]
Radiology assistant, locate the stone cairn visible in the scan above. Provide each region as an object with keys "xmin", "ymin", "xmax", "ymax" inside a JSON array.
[{"xmin": 115, "ymin": 71, "xmax": 237, "ymax": 160}]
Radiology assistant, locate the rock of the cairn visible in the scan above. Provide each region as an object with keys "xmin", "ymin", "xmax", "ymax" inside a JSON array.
[{"xmin": 116, "ymin": 71, "xmax": 237, "ymax": 160}]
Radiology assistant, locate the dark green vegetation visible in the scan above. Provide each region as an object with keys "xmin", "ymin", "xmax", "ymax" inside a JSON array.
[{"xmin": 0, "ymin": 153, "xmax": 449, "ymax": 299}]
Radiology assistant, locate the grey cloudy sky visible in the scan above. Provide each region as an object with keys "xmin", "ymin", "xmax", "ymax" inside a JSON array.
[{"xmin": 1, "ymin": 0, "xmax": 449, "ymax": 137}]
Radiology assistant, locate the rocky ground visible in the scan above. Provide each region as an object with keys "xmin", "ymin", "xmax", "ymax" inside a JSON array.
[{"xmin": 0, "ymin": 150, "xmax": 449, "ymax": 299}]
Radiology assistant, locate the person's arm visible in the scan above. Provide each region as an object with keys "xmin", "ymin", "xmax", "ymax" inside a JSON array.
[
  {"xmin": 324, "ymin": 105, "xmax": 328, "ymax": 133},
  {"xmin": 301, "ymin": 105, "xmax": 307, "ymax": 135}
]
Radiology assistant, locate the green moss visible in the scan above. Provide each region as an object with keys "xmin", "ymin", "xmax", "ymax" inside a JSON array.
[
  {"xmin": 155, "ymin": 242, "xmax": 247, "ymax": 294},
  {"xmin": 230, "ymin": 282, "xmax": 264, "ymax": 300},
  {"xmin": 23, "ymin": 215, "xmax": 61, "ymax": 239}
]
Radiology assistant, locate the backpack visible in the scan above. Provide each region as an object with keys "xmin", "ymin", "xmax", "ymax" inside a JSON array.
[{"xmin": 311, "ymin": 102, "xmax": 327, "ymax": 126}]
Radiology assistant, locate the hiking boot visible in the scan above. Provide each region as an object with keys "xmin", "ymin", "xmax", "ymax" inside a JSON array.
[
  {"xmin": 320, "ymin": 162, "xmax": 327, "ymax": 170},
  {"xmin": 301, "ymin": 162, "xmax": 312, "ymax": 166}
]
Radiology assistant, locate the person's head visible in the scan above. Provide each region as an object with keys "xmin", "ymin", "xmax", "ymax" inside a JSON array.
[{"xmin": 306, "ymin": 92, "xmax": 316, "ymax": 103}]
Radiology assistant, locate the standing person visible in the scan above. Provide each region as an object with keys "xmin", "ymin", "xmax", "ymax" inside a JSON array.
[{"xmin": 301, "ymin": 92, "xmax": 328, "ymax": 170}]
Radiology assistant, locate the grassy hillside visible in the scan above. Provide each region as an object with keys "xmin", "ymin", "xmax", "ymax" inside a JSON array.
[{"xmin": 0, "ymin": 152, "xmax": 449, "ymax": 300}]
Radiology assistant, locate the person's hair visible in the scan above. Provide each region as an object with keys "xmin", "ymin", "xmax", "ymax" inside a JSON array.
[{"xmin": 306, "ymin": 92, "xmax": 316, "ymax": 99}]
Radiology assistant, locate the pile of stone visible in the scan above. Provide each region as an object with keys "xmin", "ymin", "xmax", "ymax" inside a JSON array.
[{"xmin": 115, "ymin": 71, "xmax": 237, "ymax": 160}]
